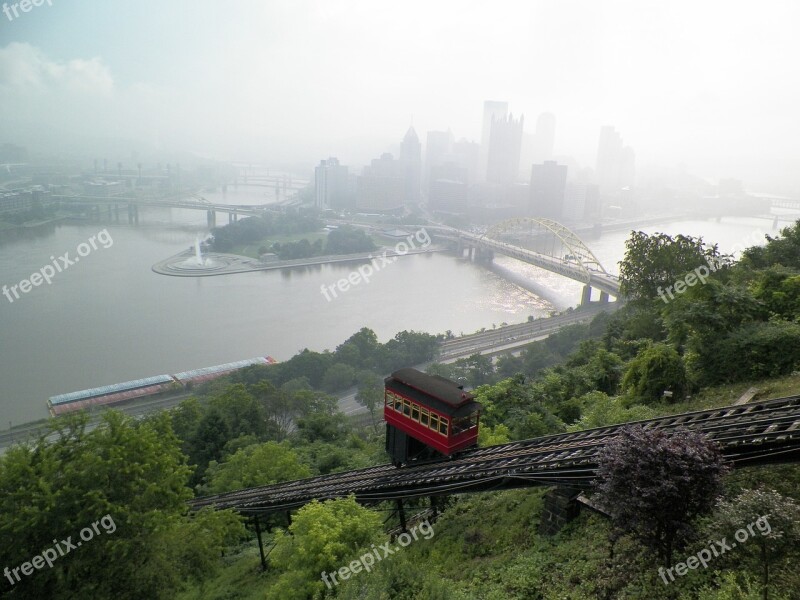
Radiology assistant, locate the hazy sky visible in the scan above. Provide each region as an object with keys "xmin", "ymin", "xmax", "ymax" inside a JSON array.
[{"xmin": 0, "ymin": 0, "xmax": 798, "ymax": 189}]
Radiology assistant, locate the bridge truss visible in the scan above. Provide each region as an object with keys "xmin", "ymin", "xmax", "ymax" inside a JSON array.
[{"xmin": 482, "ymin": 217, "xmax": 612, "ymax": 281}]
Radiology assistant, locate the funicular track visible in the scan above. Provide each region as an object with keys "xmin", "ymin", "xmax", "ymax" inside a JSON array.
[{"xmin": 189, "ymin": 395, "xmax": 800, "ymax": 516}]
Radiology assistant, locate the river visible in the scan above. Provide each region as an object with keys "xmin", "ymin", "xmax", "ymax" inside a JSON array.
[{"xmin": 0, "ymin": 193, "xmax": 792, "ymax": 426}]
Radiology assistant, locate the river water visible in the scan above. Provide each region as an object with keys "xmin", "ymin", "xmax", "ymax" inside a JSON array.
[{"xmin": 0, "ymin": 192, "xmax": 791, "ymax": 425}]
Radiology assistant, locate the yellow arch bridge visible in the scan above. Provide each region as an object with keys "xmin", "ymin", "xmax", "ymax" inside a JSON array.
[{"xmin": 434, "ymin": 218, "xmax": 621, "ymax": 304}]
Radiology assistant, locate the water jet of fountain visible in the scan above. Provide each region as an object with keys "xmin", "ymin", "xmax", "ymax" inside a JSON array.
[{"xmin": 194, "ymin": 235, "xmax": 205, "ymax": 266}]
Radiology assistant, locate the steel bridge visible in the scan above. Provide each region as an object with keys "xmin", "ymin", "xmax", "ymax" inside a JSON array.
[
  {"xmin": 435, "ymin": 218, "xmax": 621, "ymax": 302},
  {"xmin": 190, "ymin": 394, "xmax": 800, "ymax": 517},
  {"xmin": 52, "ymin": 194, "xmax": 271, "ymax": 226}
]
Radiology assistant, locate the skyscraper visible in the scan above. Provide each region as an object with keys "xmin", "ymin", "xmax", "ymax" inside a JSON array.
[
  {"xmin": 530, "ymin": 160, "xmax": 567, "ymax": 218},
  {"xmin": 356, "ymin": 153, "xmax": 405, "ymax": 213},
  {"xmin": 424, "ymin": 129, "xmax": 454, "ymax": 191},
  {"xmin": 479, "ymin": 101, "xmax": 508, "ymax": 181},
  {"xmin": 451, "ymin": 139, "xmax": 480, "ymax": 184},
  {"xmin": 400, "ymin": 126, "xmax": 422, "ymax": 204},
  {"xmin": 486, "ymin": 113, "xmax": 524, "ymax": 185},
  {"xmin": 520, "ymin": 112, "xmax": 556, "ymax": 178},
  {"xmin": 532, "ymin": 112, "xmax": 556, "ymax": 163},
  {"xmin": 596, "ymin": 126, "xmax": 635, "ymax": 194},
  {"xmin": 314, "ymin": 157, "xmax": 349, "ymax": 210}
]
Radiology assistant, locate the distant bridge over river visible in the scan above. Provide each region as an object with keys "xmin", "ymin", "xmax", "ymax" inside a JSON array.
[{"xmin": 432, "ymin": 218, "xmax": 621, "ymax": 304}]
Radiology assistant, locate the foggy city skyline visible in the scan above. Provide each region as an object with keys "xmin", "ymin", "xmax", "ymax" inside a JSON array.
[{"xmin": 1, "ymin": 0, "xmax": 799, "ymax": 191}]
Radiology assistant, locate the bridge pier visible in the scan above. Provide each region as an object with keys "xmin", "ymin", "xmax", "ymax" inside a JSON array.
[
  {"xmin": 396, "ymin": 499, "xmax": 407, "ymax": 533},
  {"xmin": 599, "ymin": 291, "xmax": 610, "ymax": 304},
  {"xmin": 127, "ymin": 203, "xmax": 139, "ymax": 225},
  {"xmin": 581, "ymin": 285, "xmax": 593, "ymax": 306},
  {"xmin": 253, "ymin": 515, "xmax": 267, "ymax": 572},
  {"xmin": 207, "ymin": 210, "xmax": 216, "ymax": 228},
  {"xmin": 474, "ymin": 247, "xmax": 494, "ymax": 263},
  {"xmin": 539, "ymin": 486, "xmax": 582, "ymax": 536}
]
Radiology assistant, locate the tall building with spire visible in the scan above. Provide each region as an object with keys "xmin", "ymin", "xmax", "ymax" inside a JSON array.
[{"xmin": 400, "ymin": 126, "xmax": 422, "ymax": 204}]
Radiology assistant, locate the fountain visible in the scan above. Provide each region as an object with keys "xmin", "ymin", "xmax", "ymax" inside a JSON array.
[
  {"xmin": 167, "ymin": 235, "xmax": 224, "ymax": 272},
  {"xmin": 154, "ymin": 234, "xmax": 245, "ymax": 276},
  {"xmin": 194, "ymin": 235, "xmax": 205, "ymax": 266}
]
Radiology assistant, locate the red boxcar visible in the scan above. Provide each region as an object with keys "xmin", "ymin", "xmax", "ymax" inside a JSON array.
[{"xmin": 384, "ymin": 368, "xmax": 481, "ymax": 466}]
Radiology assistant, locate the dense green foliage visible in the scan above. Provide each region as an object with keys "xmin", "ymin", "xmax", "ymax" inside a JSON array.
[
  {"xmin": 269, "ymin": 497, "xmax": 384, "ymax": 599},
  {"xmin": 324, "ymin": 225, "xmax": 377, "ymax": 254},
  {"xmin": 619, "ymin": 230, "xmax": 725, "ymax": 302},
  {"xmin": 209, "ymin": 209, "xmax": 321, "ymax": 252},
  {"xmin": 0, "ymin": 413, "xmax": 244, "ymax": 599},
  {"xmin": 272, "ymin": 237, "xmax": 324, "ymax": 259}
]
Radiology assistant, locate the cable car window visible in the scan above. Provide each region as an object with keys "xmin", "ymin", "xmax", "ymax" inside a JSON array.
[
  {"xmin": 420, "ymin": 408, "xmax": 429, "ymax": 426},
  {"xmin": 394, "ymin": 394, "xmax": 403, "ymax": 412},
  {"xmin": 386, "ymin": 391, "xmax": 399, "ymax": 411},
  {"xmin": 452, "ymin": 417, "xmax": 468, "ymax": 434},
  {"xmin": 411, "ymin": 404, "xmax": 419, "ymax": 421},
  {"xmin": 430, "ymin": 414, "xmax": 439, "ymax": 431},
  {"xmin": 402, "ymin": 399, "xmax": 411, "ymax": 416},
  {"xmin": 439, "ymin": 418, "xmax": 448, "ymax": 436}
]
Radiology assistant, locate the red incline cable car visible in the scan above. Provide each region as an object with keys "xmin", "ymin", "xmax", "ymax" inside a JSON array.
[{"xmin": 384, "ymin": 368, "xmax": 481, "ymax": 467}]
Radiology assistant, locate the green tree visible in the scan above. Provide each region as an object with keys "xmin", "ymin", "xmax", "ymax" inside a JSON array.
[
  {"xmin": 709, "ymin": 488, "xmax": 800, "ymax": 600},
  {"xmin": 621, "ymin": 342, "xmax": 687, "ymax": 403},
  {"xmin": 208, "ymin": 383, "xmax": 269, "ymax": 439},
  {"xmin": 567, "ymin": 391, "xmax": 658, "ymax": 431},
  {"xmin": 478, "ymin": 423, "xmax": 512, "ymax": 446},
  {"xmin": 740, "ymin": 221, "xmax": 800, "ymax": 271},
  {"xmin": 188, "ymin": 409, "xmax": 230, "ymax": 471},
  {"xmin": 750, "ymin": 266, "xmax": 800, "ymax": 321},
  {"xmin": 251, "ymin": 380, "xmax": 294, "ymax": 440},
  {"xmin": 325, "ymin": 225, "xmax": 377, "ymax": 254},
  {"xmin": 619, "ymin": 230, "xmax": 724, "ymax": 303},
  {"xmin": 269, "ymin": 497, "xmax": 383, "ymax": 600},
  {"xmin": 356, "ymin": 372, "xmax": 384, "ymax": 431},
  {"xmin": 321, "ymin": 362, "xmax": 357, "ymax": 392},
  {"xmin": 335, "ymin": 327, "xmax": 380, "ymax": 370},
  {"xmin": 203, "ymin": 441, "xmax": 311, "ymax": 494},
  {"xmin": 0, "ymin": 412, "xmax": 242, "ymax": 599},
  {"xmin": 295, "ymin": 411, "xmax": 349, "ymax": 444}
]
